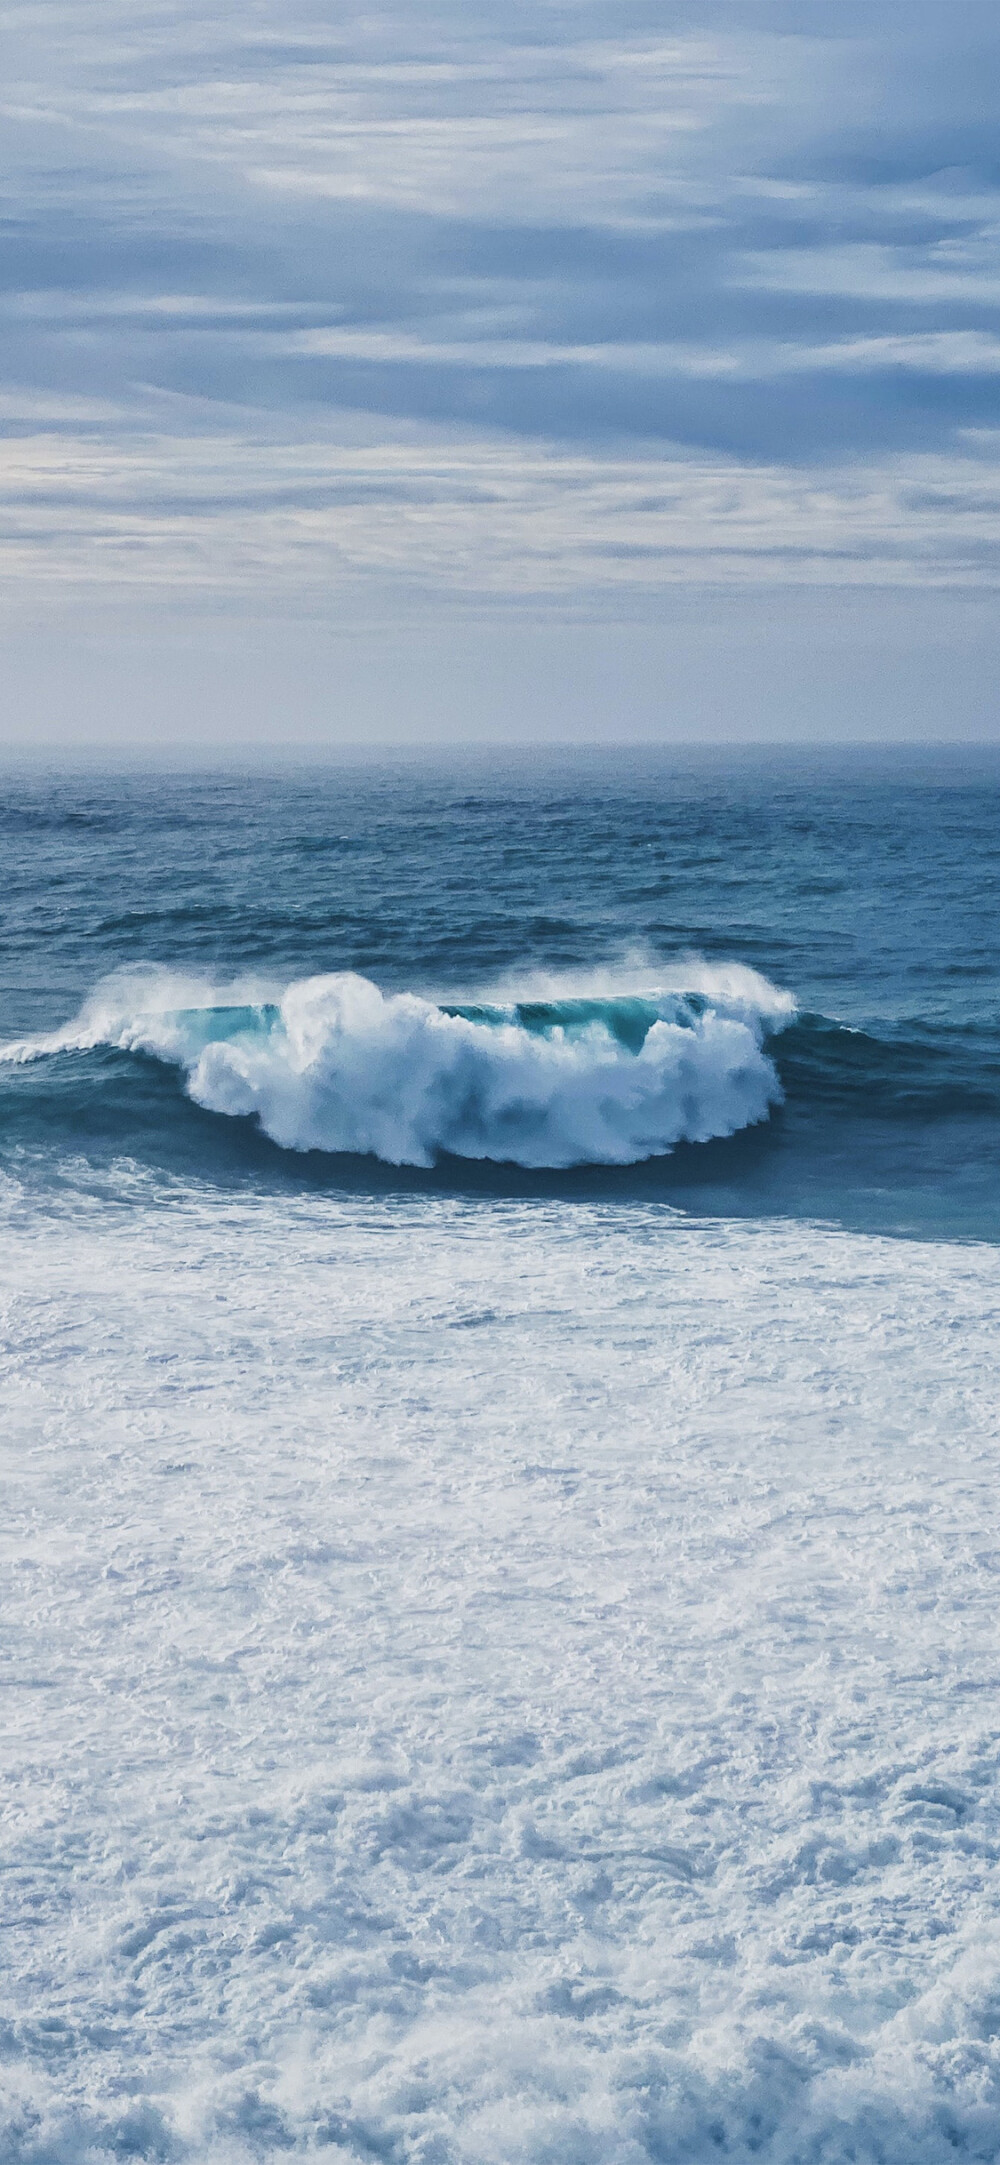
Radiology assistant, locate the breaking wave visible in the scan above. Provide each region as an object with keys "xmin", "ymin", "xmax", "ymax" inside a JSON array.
[{"xmin": 0, "ymin": 963, "xmax": 795, "ymax": 1169}]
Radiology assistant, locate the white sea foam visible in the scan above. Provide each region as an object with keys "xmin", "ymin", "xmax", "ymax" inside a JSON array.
[
  {"xmin": 0, "ymin": 962, "xmax": 794, "ymax": 1166},
  {"xmin": 2, "ymin": 1177, "xmax": 1000, "ymax": 2161}
]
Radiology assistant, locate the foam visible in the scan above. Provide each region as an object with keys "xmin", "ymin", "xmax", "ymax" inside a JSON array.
[
  {"xmin": 0, "ymin": 963, "xmax": 793, "ymax": 1167},
  {"xmin": 2, "ymin": 1181, "xmax": 1000, "ymax": 2161}
]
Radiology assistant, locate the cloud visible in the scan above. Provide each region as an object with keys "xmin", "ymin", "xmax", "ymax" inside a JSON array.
[
  {"xmin": 3, "ymin": 0, "xmax": 1000, "ymax": 624},
  {"xmin": 4, "ymin": 416, "xmax": 999, "ymax": 611}
]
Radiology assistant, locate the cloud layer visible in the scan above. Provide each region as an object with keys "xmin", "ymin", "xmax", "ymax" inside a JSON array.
[{"xmin": 3, "ymin": 0, "xmax": 1000, "ymax": 627}]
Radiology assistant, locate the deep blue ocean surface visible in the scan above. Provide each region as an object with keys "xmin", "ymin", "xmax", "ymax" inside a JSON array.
[{"xmin": 3, "ymin": 745, "xmax": 999, "ymax": 1238}]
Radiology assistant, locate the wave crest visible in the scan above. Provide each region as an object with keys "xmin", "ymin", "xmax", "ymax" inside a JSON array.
[{"xmin": 0, "ymin": 964, "xmax": 794, "ymax": 1168}]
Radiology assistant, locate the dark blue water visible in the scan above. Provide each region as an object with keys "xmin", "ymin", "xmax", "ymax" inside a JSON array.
[{"xmin": 3, "ymin": 746, "xmax": 999, "ymax": 1238}]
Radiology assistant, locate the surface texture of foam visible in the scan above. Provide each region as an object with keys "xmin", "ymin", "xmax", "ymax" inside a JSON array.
[{"xmin": 3, "ymin": 1174, "xmax": 1000, "ymax": 2161}]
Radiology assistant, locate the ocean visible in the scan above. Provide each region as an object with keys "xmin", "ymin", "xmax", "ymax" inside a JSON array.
[{"xmin": 3, "ymin": 747, "xmax": 1000, "ymax": 2163}]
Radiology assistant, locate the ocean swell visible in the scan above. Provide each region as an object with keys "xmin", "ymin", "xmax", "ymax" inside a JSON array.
[{"xmin": 0, "ymin": 964, "xmax": 794, "ymax": 1169}]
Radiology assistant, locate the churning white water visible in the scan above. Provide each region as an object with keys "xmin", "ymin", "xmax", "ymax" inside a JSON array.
[
  {"xmin": 3, "ymin": 1169, "xmax": 1000, "ymax": 2162},
  {"xmin": 0, "ymin": 963, "xmax": 795, "ymax": 1168}
]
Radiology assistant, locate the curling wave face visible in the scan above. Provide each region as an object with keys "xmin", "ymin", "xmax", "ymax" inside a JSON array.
[{"xmin": 0, "ymin": 963, "xmax": 795, "ymax": 1169}]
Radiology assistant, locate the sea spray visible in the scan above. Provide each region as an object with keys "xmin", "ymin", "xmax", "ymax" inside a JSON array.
[{"xmin": 0, "ymin": 964, "xmax": 794, "ymax": 1169}]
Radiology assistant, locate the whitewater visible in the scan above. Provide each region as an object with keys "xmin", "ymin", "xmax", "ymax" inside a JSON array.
[
  {"xmin": 0, "ymin": 962, "xmax": 794, "ymax": 1168},
  {"xmin": 4, "ymin": 1176, "xmax": 1000, "ymax": 2162},
  {"xmin": 4, "ymin": 752, "xmax": 1000, "ymax": 2164}
]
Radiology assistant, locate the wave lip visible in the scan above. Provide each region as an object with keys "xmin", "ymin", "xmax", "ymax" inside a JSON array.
[{"xmin": 0, "ymin": 963, "xmax": 792, "ymax": 1169}]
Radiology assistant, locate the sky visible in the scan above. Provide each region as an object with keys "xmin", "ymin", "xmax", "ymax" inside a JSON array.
[{"xmin": 3, "ymin": 0, "xmax": 1000, "ymax": 746}]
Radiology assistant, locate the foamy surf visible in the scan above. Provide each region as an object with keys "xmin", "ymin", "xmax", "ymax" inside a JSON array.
[
  {"xmin": 0, "ymin": 963, "xmax": 794, "ymax": 1169},
  {"xmin": 4, "ymin": 1181, "xmax": 1000, "ymax": 2163}
]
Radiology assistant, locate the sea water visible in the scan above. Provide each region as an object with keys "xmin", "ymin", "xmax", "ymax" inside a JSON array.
[{"xmin": 2, "ymin": 748, "xmax": 1000, "ymax": 2162}]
